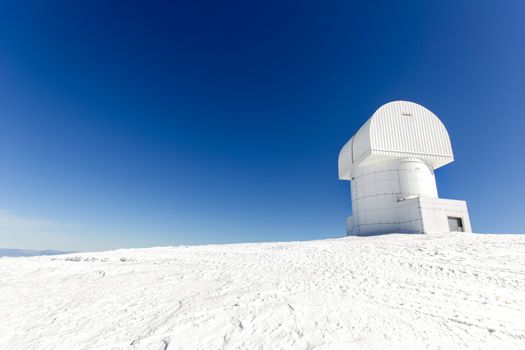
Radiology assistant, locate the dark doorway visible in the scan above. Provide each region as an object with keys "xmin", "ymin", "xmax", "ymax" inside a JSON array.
[{"xmin": 448, "ymin": 217, "xmax": 464, "ymax": 232}]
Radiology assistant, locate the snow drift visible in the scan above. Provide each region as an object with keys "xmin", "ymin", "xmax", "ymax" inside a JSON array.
[{"xmin": 1, "ymin": 233, "xmax": 524, "ymax": 349}]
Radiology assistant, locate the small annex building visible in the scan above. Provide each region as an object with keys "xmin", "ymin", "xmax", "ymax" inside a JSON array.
[{"xmin": 338, "ymin": 101, "xmax": 472, "ymax": 236}]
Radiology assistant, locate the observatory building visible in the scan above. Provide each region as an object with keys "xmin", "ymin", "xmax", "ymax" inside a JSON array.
[{"xmin": 338, "ymin": 101, "xmax": 471, "ymax": 236}]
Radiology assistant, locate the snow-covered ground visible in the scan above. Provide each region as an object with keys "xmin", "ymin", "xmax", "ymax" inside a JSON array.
[{"xmin": 1, "ymin": 233, "xmax": 524, "ymax": 350}]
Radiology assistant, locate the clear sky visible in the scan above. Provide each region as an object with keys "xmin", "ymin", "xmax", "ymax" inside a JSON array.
[{"xmin": 0, "ymin": 1, "xmax": 524, "ymax": 251}]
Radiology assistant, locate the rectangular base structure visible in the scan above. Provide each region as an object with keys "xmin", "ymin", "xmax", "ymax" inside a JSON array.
[
  {"xmin": 346, "ymin": 197, "xmax": 471, "ymax": 235},
  {"xmin": 345, "ymin": 216, "xmax": 353, "ymax": 236},
  {"xmin": 416, "ymin": 197, "xmax": 472, "ymax": 233}
]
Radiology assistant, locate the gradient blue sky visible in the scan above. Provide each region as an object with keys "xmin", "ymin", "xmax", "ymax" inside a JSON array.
[{"xmin": 0, "ymin": 1, "xmax": 524, "ymax": 251}]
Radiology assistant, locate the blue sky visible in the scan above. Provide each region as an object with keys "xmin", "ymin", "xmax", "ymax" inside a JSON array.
[{"xmin": 0, "ymin": 1, "xmax": 524, "ymax": 251}]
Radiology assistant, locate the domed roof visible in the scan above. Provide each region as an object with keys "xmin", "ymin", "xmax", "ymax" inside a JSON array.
[{"xmin": 339, "ymin": 101, "xmax": 454, "ymax": 180}]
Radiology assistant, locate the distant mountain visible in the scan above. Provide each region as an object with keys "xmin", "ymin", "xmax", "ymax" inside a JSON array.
[{"xmin": 0, "ymin": 249, "xmax": 73, "ymax": 257}]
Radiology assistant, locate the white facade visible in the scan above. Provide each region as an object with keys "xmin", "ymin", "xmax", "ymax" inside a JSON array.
[{"xmin": 339, "ymin": 101, "xmax": 471, "ymax": 235}]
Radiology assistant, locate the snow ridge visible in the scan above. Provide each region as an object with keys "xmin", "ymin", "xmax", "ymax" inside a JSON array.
[{"xmin": 0, "ymin": 233, "xmax": 524, "ymax": 349}]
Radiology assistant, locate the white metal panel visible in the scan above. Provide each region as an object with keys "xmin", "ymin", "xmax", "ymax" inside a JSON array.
[
  {"xmin": 346, "ymin": 216, "xmax": 353, "ymax": 235},
  {"xmin": 369, "ymin": 101, "xmax": 453, "ymax": 167},
  {"xmin": 396, "ymin": 159, "xmax": 438, "ymax": 199},
  {"xmin": 338, "ymin": 101, "xmax": 454, "ymax": 180},
  {"xmin": 352, "ymin": 118, "xmax": 372, "ymax": 164},
  {"xmin": 419, "ymin": 198, "xmax": 471, "ymax": 233},
  {"xmin": 350, "ymin": 159, "xmax": 433, "ymax": 235},
  {"xmin": 338, "ymin": 136, "xmax": 354, "ymax": 180}
]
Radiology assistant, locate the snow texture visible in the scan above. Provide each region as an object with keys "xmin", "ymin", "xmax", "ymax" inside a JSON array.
[{"xmin": 1, "ymin": 233, "xmax": 524, "ymax": 349}]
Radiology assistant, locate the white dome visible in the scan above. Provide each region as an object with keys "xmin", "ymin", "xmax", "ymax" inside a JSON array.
[{"xmin": 338, "ymin": 101, "xmax": 454, "ymax": 180}]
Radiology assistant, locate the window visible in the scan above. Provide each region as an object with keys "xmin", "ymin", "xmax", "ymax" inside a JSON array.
[{"xmin": 447, "ymin": 217, "xmax": 464, "ymax": 232}]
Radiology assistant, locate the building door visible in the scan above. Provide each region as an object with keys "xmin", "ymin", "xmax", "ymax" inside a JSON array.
[{"xmin": 447, "ymin": 217, "xmax": 464, "ymax": 232}]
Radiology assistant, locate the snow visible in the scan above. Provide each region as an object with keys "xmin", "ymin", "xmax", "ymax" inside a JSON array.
[{"xmin": 1, "ymin": 233, "xmax": 524, "ymax": 350}]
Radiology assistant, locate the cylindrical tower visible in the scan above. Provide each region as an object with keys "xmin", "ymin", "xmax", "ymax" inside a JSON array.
[{"xmin": 351, "ymin": 158, "xmax": 438, "ymax": 235}]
